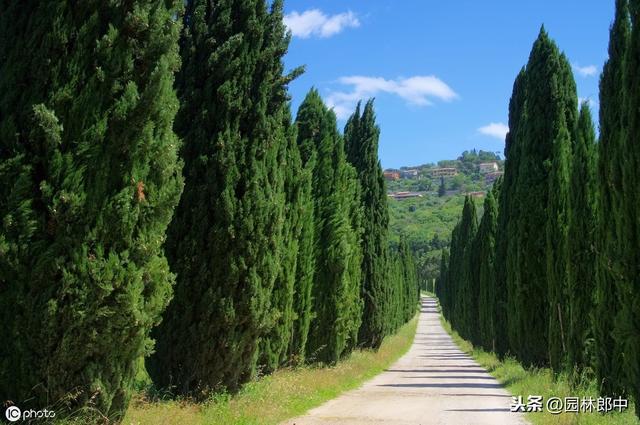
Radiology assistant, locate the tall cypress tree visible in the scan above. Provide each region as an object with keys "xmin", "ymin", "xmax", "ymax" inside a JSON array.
[
  {"xmin": 452, "ymin": 196, "xmax": 477, "ymax": 338},
  {"xmin": 0, "ymin": 1, "xmax": 183, "ymax": 419},
  {"xmin": 477, "ymin": 189, "xmax": 499, "ymax": 352},
  {"xmin": 512, "ymin": 28, "xmax": 576, "ymax": 366},
  {"xmin": 147, "ymin": 0, "xmax": 300, "ymax": 395},
  {"xmin": 567, "ymin": 103, "xmax": 597, "ymax": 373},
  {"xmin": 595, "ymin": 0, "xmax": 629, "ymax": 397},
  {"xmin": 546, "ymin": 113, "xmax": 573, "ymax": 372},
  {"xmin": 296, "ymin": 89, "xmax": 363, "ymax": 364},
  {"xmin": 501, "ymin": 69, "xmax": 527, "ymax": 358},
  {"xmin": 259, "ymin": 110, "xmax": 305, "ymax": 372},
  {"xmin": 287, "ymin": 153, "xmax": 315, "ymax": 365},
  {"xmin": 344, "ymin": 100, "xmax": 390, "ymax": 349},
  {"xmin": 619, "ymin": 0, "xmax": 640, "ymax": 413}
]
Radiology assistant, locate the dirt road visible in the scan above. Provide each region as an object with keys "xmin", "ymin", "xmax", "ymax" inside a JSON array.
[{"xmin": 283, "ymin": 296, "xmax": 529, "ymax": 425}]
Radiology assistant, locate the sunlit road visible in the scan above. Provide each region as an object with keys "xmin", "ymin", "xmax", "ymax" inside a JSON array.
[{"xmin": 283, "ymin": 296, "xmax": 529, "ymax": 425}]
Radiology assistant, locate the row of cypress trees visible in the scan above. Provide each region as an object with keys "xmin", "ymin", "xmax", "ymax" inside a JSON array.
[
  {"xmin": 436, "ymin": 0, "xmax": 640, "ymax": 417},
  {"xmin": 0, "ymin": 0, "xmax": 420, "ymax": 420}
]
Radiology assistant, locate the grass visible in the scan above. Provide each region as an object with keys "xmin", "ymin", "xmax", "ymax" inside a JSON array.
[
  {"xmin": 437, "ymin": 302, "xmax": 639, "ymax": 425},
  {"xmin": 121, "ymin": 316, "xmax": 418, "ymax": 425}
]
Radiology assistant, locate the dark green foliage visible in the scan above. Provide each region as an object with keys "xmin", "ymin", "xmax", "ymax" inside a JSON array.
[
  {"xmin": 512, "ymin": 28, "xmax": 576, "ymax": 366},
  {"xmin": 595, "ymin": 0, "xmax": 630, "ymax": 397},
  {"xmin": 545, "ymin": 115, "xmax": 572, "ymax": 372},
  {"xmin": 476, "ymin": 188, "xmax": 499, "ymax": 352},
  {"xmin": 296, "ymin": 89, "xmax": 363, "ymax": 364},
  {"xmin": 287, "ymin": 156, "xmax": 315, "ymax": 365},
  {"xmin": 438, "ymin": 177, "xmax": 446, "ymax": 197},
  {"xmin": 439, "ymin": 196, "xmax": 477, "ymax": 338},
  {"xmin": 0, "ymin": 1, "xmax": 183, "ymax": 419},
  {"xmin": 567, "ymin": 103, "xmax": 597, "ymax": 373},
  {"xmin": 344, "ymin": 100, "xmax": 391, "ymax": 349},
  {"xmin": 620, "ymin": 0, "xmax": 640, "ymax": 415},
  {"xmin": 502, "ymin": 69, "xmax": 528, "ymax": 358},
  {"xmin": 147, "ymin": 0, "xmax": 300, "ymax": 395},
  {"xmin": 259, "ymin": 113, "xmax": 305, "ymax": 373}
]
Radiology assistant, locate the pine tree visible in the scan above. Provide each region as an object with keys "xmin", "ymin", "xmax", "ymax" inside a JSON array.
[
  {"xmin": 500, "ymin": 69, "xmax": 527, "ymax": 358},
  {"xmin": 476, "ymin": 189, "xmax": 499, "ymax": 352},
  {"xmin": 344, "ymin": 100, "xmax": 391, "ymax": 349},
  {"xmin": 595, "ymin": 0, "xmax": 629, "ymax": 397},
  {"xmin": 296, "ymin": 89, "xmax": 364, "ymax": 364},
  {"xmin": 512, "ymin": 28, "xmax": 576, "ymax": 366},
  {"xmin": 0, "ymin": 1, "xmax": 183, "ymax": 419},
  {"xmin": 147, "ymin": 0, "xmax": 301, "ymax": 395},
  {"xmin": 567, "ymin": 103, "xmax": 597, "ymax": 373}
]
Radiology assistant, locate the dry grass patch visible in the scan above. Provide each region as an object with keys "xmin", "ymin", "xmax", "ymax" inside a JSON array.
[{"xmin": 122, "ymin": 316, "xmax": 418, "ymax": 425}]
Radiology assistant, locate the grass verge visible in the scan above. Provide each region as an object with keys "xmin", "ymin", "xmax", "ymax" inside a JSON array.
[
  {"xmin": 122, "ymin": 315, "xmax": 418, "ymax": 425},
  {"xmin": 437, "ymin": 302, "xmax": 638, "ymax": 425}
]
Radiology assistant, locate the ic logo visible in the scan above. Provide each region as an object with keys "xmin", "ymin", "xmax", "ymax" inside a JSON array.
[{"xmin": 5, "ymin": 405, "xmax": 21, "ymax": 422}]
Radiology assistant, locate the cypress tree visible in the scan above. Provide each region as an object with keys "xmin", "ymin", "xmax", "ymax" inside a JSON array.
[
  {"xmin": 501, "ymin": 69, "xmax": 527, "ymax": 358},
  {"xmin": 438, "ymin": 176, "xmax": 446, "ymax": 197},
  {"xmin": 452, "ymin": 196, "xmax": 477, "ymax": 339},
  {"xmin": 399, "ymin": 236, "xmax": 419, "ymax": 322},
  {"xmin": 296, "ymin": 89, "xmax": 364, "ymax": 364},
  {"xmin": 0, "ymin": 1, "xmax": 183, "ymax": 419},
  {"xmin": 344, "ymin": 100, "xmax": 390, "ymax": 349},
  {"xmin": 287, "ymin": 155, "xmax": 315, "ymax": 365},
  {"xmin": 477, "ymin": 189, "xmax": 499, "ymax": 352},
  {"xmin": 512, "ymin": 28, "xmax": 576, "ymax": 366},
  {"xmin": 567, "ymin": 103, "xmax": 597, "ymax": 373},
  {"xmin": 147, "ymin": 0, "xmax": 300, "ymax": 395},
  {"xmin": 595, "ymin": 0, "xmax": 629, "ymax": 397},
  {"xmin": 436, "ymin": 249, "xmax": 450, "ymax": 305},
  {"xmin": 619, "ymin": 0, "xmax": 640, "ymax": 413},
  {"xmin": 444, "ymin": 224, "xmax": 460, "ymax": 323},
  {"xmin": 546, "ymin": 113, "xmax": 573, "ymax": 372},
  {"xmin": 259, "ymin": 111, "xmax": 305, "ymax": 372}
]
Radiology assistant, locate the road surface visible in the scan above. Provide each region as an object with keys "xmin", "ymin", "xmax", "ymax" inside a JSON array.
[{"xmin": 283, "ymin": 296, "xmax": 529, "ymax": 425}]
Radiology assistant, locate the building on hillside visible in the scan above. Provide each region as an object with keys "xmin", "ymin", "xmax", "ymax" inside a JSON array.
[
  {"xmin": 479, "ymin": 162, "xmax": 499, "ymax": 173},
  {"xmin": 485, "ymin": 171, "xmax": 504, "ymax": 183},
  {"xmin": 430, "ymin": 167, "xmax": 458, "ymax": 177},
  {"xmin": 400, "ymin": 169, "xmax": 419, "ymax": 179},
  {"xmin": 383, "ymin": 171, "xmax": 400, "ymax": 181},
  {"xmin": 388, "ymin": 191, "xmax": 424, "ymax": 200},
  {"xmin": 467, "ymin": 191, "xmax": 486, "ymax": 198}
]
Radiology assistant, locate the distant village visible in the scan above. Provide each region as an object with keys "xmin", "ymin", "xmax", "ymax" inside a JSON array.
[{"xmin": 384, "ymin": 150, "xmax": 504, "ymax": 200}]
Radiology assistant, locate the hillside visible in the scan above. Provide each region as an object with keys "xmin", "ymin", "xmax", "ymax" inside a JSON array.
[{"xmin": 387, "ymin": 149, "xmax": 502, "ymax": 288}]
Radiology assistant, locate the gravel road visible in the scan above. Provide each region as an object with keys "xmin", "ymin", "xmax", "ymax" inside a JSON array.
[{"xmin": 283, "ymin": 296, "xmax": 529, "ymax": 425}]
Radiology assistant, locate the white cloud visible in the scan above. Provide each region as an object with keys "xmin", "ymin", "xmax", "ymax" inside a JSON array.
[
  {"xmin": 478, "ymin": 122, "xmax": 509, "ymax": 140},
  {"xmin": 579, "ymin": 97, "xmax": 598, "ymax": 108},
  {"xmin": 284, "ymin": 9, "xmax": 359, "ymax": 39},
  {"xmin": 573, "ymin": 64, "xmax": 598, "ymax": 77},
  {"xmin": 325, "ymin": 75, "xmax": 457, "ymax": 119}
]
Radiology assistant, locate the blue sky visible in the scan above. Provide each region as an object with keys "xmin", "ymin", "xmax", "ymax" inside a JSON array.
[{"xmin": 282, "ymin": 0, "xmax": 614, "ymax": 169}]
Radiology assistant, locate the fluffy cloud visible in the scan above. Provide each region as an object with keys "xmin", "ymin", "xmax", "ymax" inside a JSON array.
[
  {"xmin": 478, "ymin": 122, "xmax": 509, "ymax": 140},
  {"xmin": 326, "ymin": 75, "xmax": 457, "ymax": 119},
  {"xmin": 578, "ymin": 97, "xmax": 598, "ymax": 108},
  {"xmin": 573, "ymin": 64, "xmax": 598, "ymax": 77},
  {"xmin": 284, "ymin": 9, "xmax": 359, "ymax": 39}
]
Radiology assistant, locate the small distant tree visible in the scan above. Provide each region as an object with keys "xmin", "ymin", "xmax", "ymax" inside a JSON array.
[{"xmin": 438, "ymin": 177, "xmax": 446, "ymax": 197}]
